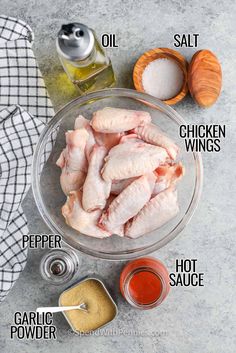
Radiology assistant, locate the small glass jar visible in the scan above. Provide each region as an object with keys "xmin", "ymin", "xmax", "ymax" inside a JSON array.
[
  {"xmin": 56, "ymin": 23, "xmax": 115, "ymax": 94},
  {"xmin": 120, "ymin": 257, "xmax": 170, "ymax": 309},
  {"xmin": 39, "ymin": 248, "xmax": 79, "ymax": 285}
]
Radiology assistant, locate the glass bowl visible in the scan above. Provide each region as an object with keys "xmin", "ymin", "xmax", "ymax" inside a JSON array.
[{"xmin": 32, "ymin": 88, "xmax": 203, "ymax": 260}]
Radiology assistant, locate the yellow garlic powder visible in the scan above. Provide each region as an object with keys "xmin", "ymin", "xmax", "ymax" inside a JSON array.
[{"xmin": 60, "ymin": 279, "xmax": 117, "ymax": 333}]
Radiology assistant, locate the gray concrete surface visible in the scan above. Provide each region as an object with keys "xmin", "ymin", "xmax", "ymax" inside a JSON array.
[{"xmin": 0, "ymin": 0, "xmax": 235, "ymax": 352}]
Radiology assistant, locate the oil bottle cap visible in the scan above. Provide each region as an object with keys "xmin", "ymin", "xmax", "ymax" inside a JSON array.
[{"xmin": 56, "ymin": 23, "xmax": 95, "ymax": 61}]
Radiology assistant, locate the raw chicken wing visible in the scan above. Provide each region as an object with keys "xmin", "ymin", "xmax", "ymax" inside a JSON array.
[
  {"xmin": 94, "ymin": 130, "xmax": 122, "ymax": 150},
  {"xmin": 119, "ymin": 133, "xmax": 141, "ymax": 144},
  {"xmin": 102, "ymin": 139, "xmax": 168, "ymax": 181},
  {"xmin": 152, "ymin": 162, "xmax": 184, "ymax": 196},
  {"xmin": 125, "ymin": 186, "xmax": 179, "ymax": 238},
  {"xmin": 91, "ymin": 107, "xmax": 151, "ymax": 133},
  {"xmin": 111, "ymin": 177, "xmax": 137, "ymax": 195},
  {"xmin": 133, "ymin": 123, "xmax": 179, "ymax": 160},
  {"xmin": 103, "ymin": 195, "xmax": 124, "ymax": 236},
  {"xmin": 59, "ymin": 162, "xmax": 86, "ymax": 195},
  {"xmin": 74, "ymin": 115, "xmax": 96, "ymax": 159},
  {"xmin": 56, "ymin": 128, "xmax": 89, "ymax": 194},
  {"xmin": 64, "ymin": 129, "xmax": 88, "ymax": 172},
  {"xmin": 57, "ymin": 148, "xmax": 85, "ymax": 195},
  {"xmin": 82, "ymin": 145, "xmax": 111, "ymax": 212},
  {"xmin": 99, "ymin": 173, "xmax": 156, "ymax": 233},
  {"xmin": 62, "ymin": 190, "xmax": 110, "ymax": 238}
]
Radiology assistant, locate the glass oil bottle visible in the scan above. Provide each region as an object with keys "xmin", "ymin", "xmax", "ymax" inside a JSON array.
[{"xmin": 56, "ymin": 23, "xmax": 115, "ymax": 94}]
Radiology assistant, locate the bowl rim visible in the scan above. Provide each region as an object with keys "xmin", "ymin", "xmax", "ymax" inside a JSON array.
[{"xmin": 32, "ymin": 88, "xmax": 203, "ymax": 261}]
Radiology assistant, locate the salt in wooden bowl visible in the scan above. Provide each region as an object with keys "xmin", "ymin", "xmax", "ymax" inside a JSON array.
[{"xmin": 133, "ymin": 48, "xmax": 189, "ymax": 105}]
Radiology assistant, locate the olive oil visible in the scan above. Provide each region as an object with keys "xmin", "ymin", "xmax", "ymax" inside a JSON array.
[{"xmin": 56, "ymin": 23, "xmax": 115, "ymax": 94}]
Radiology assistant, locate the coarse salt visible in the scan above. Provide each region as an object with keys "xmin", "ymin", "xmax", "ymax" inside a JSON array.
[{"xmin": 142, "ymin": 58, "xmax": 184, "ymax": 100}]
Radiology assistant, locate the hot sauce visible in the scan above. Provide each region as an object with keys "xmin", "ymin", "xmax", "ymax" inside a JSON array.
[
  {"xmin": 120, "ymin": 257, "xmax": 170, "ymax": 309},
  {"xmin": 128, "ymin": 270, "xmax": 163, "ymax": 305}
]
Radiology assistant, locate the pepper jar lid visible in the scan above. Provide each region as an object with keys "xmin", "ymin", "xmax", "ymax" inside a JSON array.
[{"xmin": 56, "ymin": 23, "xmax": 95, "ymax": 61}]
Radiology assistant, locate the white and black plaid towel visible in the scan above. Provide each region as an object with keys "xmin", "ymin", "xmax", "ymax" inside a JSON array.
[{"xmin": 0, "ymin": 15, "xmax": 54, "ymax": 302}]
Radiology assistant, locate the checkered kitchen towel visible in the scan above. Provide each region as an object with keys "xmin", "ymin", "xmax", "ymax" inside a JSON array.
[{"xmin": 0, "ymin": 15, "xmax": 54, "ymax": 302}]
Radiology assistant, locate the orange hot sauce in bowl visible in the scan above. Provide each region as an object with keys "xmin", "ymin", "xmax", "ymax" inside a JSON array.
[{"xmin": 120, "ymin": 257, "xmax": 170, "ymax": 309}]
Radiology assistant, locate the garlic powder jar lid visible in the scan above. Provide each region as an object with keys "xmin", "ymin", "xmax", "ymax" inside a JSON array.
[{"xmin": 56, "ymin": 23, "xmax": 95, "ymax": 61}]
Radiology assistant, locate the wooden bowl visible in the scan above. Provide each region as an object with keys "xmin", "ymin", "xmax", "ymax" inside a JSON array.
[{"xmin": 133, "ymin": 48, "xmax": 189, "ymax": 105}]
